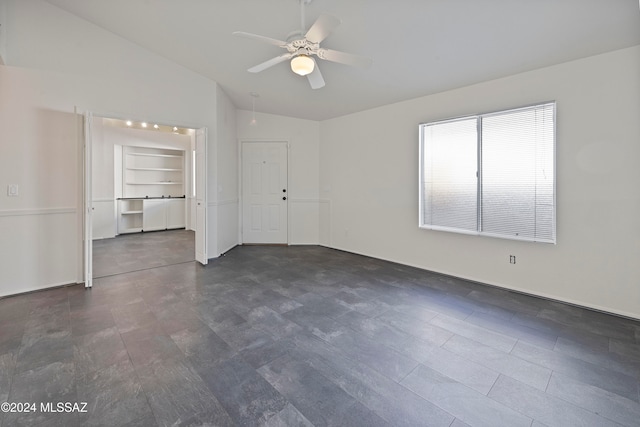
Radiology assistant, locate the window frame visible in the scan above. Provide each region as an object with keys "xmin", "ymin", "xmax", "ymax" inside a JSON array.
[{"xmin": 418, "ymin": 101, "xmax": 556, "ymax": 244}]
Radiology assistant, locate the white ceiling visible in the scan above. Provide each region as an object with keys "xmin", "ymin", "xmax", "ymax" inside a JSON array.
[{"xmin": 44, "ymin": 0, "xmax": 640, "ymax": 121}]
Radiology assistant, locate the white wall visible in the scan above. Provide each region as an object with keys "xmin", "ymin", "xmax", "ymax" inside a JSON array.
[
  {"xmin": 237, "ymin": 110, "xmax": 321, "ymax": 245},
  {"xmin": 0, "ymin": 0, "xmax": 6, "ymax": 65},
  {"xmin": 320, "ymin": 46, "xmax": 640, "ymax": 319},
  {"xmin": 0, "ymin": 67, "xmax": 79, "ymax": 295},
  {"xmin": 0, "ymin": 0, "xmax": 227, "ymax": 296}
]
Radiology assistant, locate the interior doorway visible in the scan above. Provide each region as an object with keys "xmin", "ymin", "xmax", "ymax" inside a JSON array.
[
  {"xmin": 241, "ymin": 141, "xmax": 289, "ymax": 244},
  {"xmin": 83, "ymin": 114, "xmax": 207, "ymax": 286}
]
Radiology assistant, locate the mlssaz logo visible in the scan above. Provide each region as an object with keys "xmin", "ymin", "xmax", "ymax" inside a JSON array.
[{"xmin": 40, "ymin": 402, "xmax": 88, "ymax": 413}]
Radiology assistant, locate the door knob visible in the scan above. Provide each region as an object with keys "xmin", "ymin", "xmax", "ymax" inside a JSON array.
[
  {"xmin": 282, "ymin": 189, "xmax": 287, "ymax": 192},
  {"xmin": 282, "ymin": 197, "xmax": 287, "ymax": 201}
]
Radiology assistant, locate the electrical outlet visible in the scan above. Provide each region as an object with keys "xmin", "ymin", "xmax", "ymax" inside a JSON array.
[{"xmin": 509, "ymin": 255, "xmax": 516, "ymax": 264}]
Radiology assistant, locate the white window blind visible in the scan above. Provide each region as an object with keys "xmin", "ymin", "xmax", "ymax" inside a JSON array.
[
  {"xmin": 419, "ymin": 102, "xmax": 556, "ymax": 243},
  {"xmin": 421, "ymin": 117, "xmax": 478, "ymax": 232}
]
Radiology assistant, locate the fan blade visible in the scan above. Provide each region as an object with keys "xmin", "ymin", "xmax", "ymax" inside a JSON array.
[
  {"xmin": 232, "ymin": 31, "xmax": 287, "ymax": 47},
  {"xmin": 248, "ymin": 53, "xmax": 293, "ymax": 73},
  {"xmin": 307, "ymin": 60, "xmax": 325, "ymax": 89},
  {"xmin": 317, "ymin": 48, "xmax": 372, "ymax": 68},
  {"xmin": 304, "ymin": 14, "xmax": 341, "ymax": 44}
]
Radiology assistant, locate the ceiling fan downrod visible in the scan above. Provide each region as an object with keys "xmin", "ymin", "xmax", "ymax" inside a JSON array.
[{"xmin": 300, "ymin": 0, "xmax": 312, "ymax": 33}]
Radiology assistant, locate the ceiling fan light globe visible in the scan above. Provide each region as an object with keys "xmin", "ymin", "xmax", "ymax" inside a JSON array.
[{"xmin": 291, "ymin": 55, "xmax": 314, "ymax": 76}]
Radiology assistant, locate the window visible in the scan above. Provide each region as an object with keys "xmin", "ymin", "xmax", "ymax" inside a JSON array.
[{"xmin": 419, "ymin": 102, "xmax": 556, "ymax": 243}]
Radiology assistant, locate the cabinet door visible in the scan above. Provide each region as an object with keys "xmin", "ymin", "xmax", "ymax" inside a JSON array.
[
  {"xmin": 143, "ymin": 199, "xmax": 166, "ymax": 231},
  {"xmin": 166, "ymin": 199, "xmax": 185, "ymax": 229}
]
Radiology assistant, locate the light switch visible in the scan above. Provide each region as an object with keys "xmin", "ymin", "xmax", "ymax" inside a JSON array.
[{"xmin": 7, "ymin": 184, "xmax": 18, "ymax": 196}]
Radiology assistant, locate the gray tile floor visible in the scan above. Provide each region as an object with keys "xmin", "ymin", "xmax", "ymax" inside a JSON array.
[
  {"xmin": 1, "ymin": 245, "xmax": 639, "ymax": 426},
  {"xmin": 92, "ymin": 229, "xmax": 194, "ymax": 278}
]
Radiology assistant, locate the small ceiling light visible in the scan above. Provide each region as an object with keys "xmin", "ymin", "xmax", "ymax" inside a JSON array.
[
  {"xmin": 250, "ymin": 92, "xmax": 259, "ymax": 126},
  {"xmin": 291, "ymin": 54, "xmax": 314, "ymax": 76},
  {"xmin": 141, "ymin": 122, "xmax": 148, "ymax": 128},
  {"xmin": 173, "ymin": 126, "xmax": 178, "ymax": 132},
  {"xmin": 153, "ymin": 124, "xmax": 159, "ymax": 129},
  {"xmin": 126, "ymin": 120, "xmax": 132, "ymax": 126}
]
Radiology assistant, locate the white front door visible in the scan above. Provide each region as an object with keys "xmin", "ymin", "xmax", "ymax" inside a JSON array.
[{"xmin": 242, "ymin": 142, "xmax": 288, "ymax": 244}]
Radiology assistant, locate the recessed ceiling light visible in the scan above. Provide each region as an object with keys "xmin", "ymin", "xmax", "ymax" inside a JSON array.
[
  {"xmin": 141, "ymin": 122, "xmax": 148, "ymax": 128},
  {"xmin": 126, "ymin": 120, "xmax": 132, "ymax": 126}
]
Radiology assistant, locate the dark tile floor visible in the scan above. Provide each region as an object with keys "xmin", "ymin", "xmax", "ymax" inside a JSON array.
[
  {"xmin": 1, "ymin": 245, "xmax": 639, "ymax": 426},
  {"xmin": 92, "ymin": 229, "xmax": 194, "ymax": 278}
]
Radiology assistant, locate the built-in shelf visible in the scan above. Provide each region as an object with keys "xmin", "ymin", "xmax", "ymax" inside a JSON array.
[
  {"xmin": 127, "ymin": 167, "xmax": 182, "ymax": 171},
  {"xmin": 125, "ymin": 182, "xmax": 183, "ymax": 185},
  {"xmin": 127, "ymin": 152, "xmax": 182, "ymax": 158},
  {"xmin": 122, "ymin": 146, "xmax": 185, "ymax": 199},
  {"xmin": 119, "ymin": 146, "xmax": 186, "ymax": 234},
  {"xmin": 117, "ymin": 199, "xmax": 143, "ymax": 233}
]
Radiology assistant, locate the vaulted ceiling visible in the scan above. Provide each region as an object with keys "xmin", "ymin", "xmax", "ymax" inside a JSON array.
[{"xmin": 44, "ymin": 0, "xmax": 640, "ymax": 121}]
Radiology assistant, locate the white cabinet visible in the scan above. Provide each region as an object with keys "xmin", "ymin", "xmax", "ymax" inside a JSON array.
[
  {"xmin": 118, "ymin": 198, "xmax": 185, "ymax": 234},
  {"xmin": 123, "ymin": 146, "xmax": 185, "ymax": 198}
]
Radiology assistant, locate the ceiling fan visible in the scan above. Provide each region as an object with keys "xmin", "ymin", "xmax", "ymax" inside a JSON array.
[{"xmin": 233, "ymin": 0, "xmax": 372, "ymax": 89}]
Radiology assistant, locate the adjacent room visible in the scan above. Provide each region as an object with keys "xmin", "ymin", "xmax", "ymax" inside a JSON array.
[
  {"xmin": 0, "ymin": 1, "xmax": 639, "ymax": 426},
  {"xmin": 89, "ymin": 117, "xmax": 198, "ymax": 278}
]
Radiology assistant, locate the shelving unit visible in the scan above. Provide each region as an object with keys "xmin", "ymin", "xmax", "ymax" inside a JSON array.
[
  {"xmin": 117, "ymin": 146, "xmax": 187, "ymax": 235},
  {"xmin": 123, "ymin": 146, "xmax": 185, "ymax": 198}
]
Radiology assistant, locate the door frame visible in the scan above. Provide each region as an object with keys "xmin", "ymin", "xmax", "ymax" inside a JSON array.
[
  {"xmin": 83, "ymin": 112, "xmax": 93, "ymax": 288},
  {"xmin": 81, "ymin": 111, "xmax": 209, "ymax": 286},
  {"xmin": 194, "ymin": 127, "xmax": 208, "ymax": 265},
  {"xmin": 238, "ymin": 140, "xmax": 290, "ymax": 245}
]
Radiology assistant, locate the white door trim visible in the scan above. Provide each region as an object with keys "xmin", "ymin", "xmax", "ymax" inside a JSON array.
[
  {"xmin": 194, "ymin": 127, "xmax": 208, "ymax": 264},
  {"xmin": 83, "ymin": 112, "xmax": 93, "ymax": 288}
]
